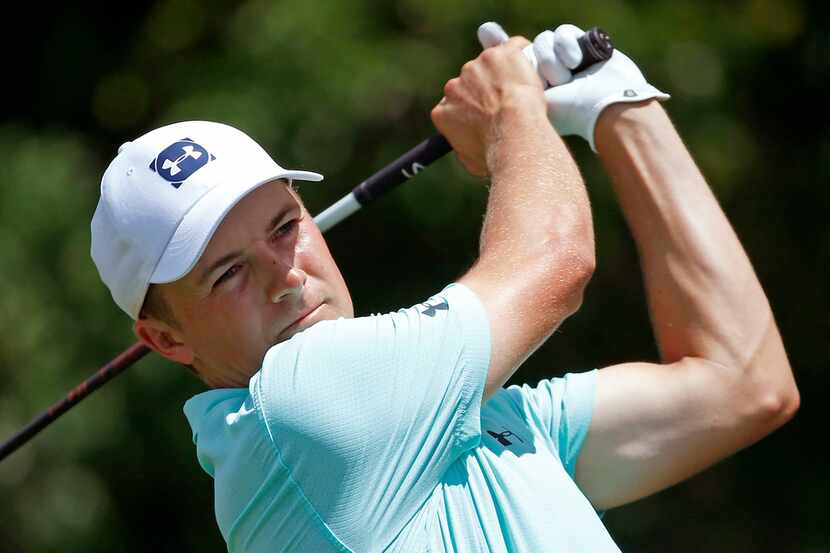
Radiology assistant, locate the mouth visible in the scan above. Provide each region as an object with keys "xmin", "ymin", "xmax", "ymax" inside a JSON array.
[{"xmin": 279, "ymin": 302, "xmax": 325, "ymax": 339}]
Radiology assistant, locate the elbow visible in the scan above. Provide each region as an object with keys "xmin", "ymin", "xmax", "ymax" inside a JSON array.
[
  {"xmin": 515, "ymin": 245, "xmax": 594, "ymax": 322},
  {"xmin": 574, "ymin": 242, "xmax": 597, "ymax": 283},
  {"xmin": 750, "ymin": 374, "xmax": 800, "ymax": 431},
  {"xmin": 503, "ymin": 218, "xmax": 595, "ymax": 318},
  {"xmin": 570, "ymin": 251, "xmax": 596, "ymax": 312},
  {"xmin": 723, "ymin": 325, "xmax": 800, "ymax": 433},
  {"xmin": 570, "ymin": 228, "xmax": 597, "ymax": 301},
  {"xmin": 547, "ymin": 245, "xmax": 596, "ymax": 317},
  {"xmin": 559, "ymin": 216, "xmax": 596, "ymax": 286},
  {"xmin": 572, "ymin": 220, "xmax": 597, "ymax": 293},
  {"xmin": 767, "ymin": 382, "xmax": 800, "ymax": 426}
]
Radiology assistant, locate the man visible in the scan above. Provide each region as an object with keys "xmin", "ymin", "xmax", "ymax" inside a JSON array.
[{"xmin": 91, "ymin": 23, "xmax": 798, "ymax": 552}]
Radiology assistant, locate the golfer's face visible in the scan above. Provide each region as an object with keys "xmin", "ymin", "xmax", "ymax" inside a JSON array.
[{"xmin": 166, "ymin": 179, "xmax": 353, "ymax": 385}]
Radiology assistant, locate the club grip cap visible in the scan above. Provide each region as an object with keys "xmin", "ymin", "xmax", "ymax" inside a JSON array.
[{"xmin": 574, "ymin": 27, "xmax": 614, "ymax": 73}]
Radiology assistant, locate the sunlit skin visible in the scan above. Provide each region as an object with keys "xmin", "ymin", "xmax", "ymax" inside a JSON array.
[{"xmin": 134, "ymin": 180, "xmax": 354, "ymax": 388}]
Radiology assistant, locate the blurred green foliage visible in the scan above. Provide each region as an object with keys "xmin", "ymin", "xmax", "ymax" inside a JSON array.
[{"xmin": 1, "ymin": 1, "xmax": 827, "ymax": 551}]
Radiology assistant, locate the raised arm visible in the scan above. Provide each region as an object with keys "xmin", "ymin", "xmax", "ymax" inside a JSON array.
[
  {"xmin": 431, "ymin": 37, "xmax": 595, "ymax": 401},
  {"xmin": 515, "ymin": 24, "xmax": 800, "ymax": 510},
  {"xmin": 574, "ymin": 100, "xmax": 800, "ymax": 510}
]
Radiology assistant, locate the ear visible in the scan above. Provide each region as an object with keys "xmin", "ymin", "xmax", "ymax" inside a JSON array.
[{"xmin": 133, "ymin": 318, "xmax": 195, "ymax": 365}]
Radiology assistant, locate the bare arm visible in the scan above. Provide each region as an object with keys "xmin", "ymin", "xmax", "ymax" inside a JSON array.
[
  {"xmin": 431, "ymin": 38, "xmax": 595, "ymax": 401},
  {"xmin": 575, "ymin": 100, "xmax": 800, "ymax": 509}
]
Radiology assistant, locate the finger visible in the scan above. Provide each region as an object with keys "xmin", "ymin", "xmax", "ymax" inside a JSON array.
[
  {"xmin": 477, "ymin": 21, "xmax": 509, "ymax": 49},
  {"xmin": 552, "ymin": 24, "xmax": 585, "ymax": 70},
  {"xmin": 533, "ymin": 30, "xmax": 571, "ymax": 87},
  {"xmin": 503, "ymin": 35, "xmax": 531, "ymax": 50},
  {"xmin": 443, "ymin": 77, "xmax": 462, "ymax": 100}
]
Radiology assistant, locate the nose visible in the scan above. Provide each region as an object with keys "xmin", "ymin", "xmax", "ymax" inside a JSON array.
[
  {"xmin": 251, "ymin": 240, "xmax": 308, "ymax": 304},
  {"xmin": 270, "ymin": 266, "xmax": 307, "ymax": 304}
]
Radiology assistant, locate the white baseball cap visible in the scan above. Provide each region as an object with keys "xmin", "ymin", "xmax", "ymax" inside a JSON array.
[{"xmin": 91, "ymin": 120, "xmax": 323, "ymax": 319}]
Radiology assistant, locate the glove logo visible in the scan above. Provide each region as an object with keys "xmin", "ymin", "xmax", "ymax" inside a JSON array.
[
  {"xmin": 624, "ymin": 89, "xmax": 637, "ymax": 98},
  {"xmin": 150, "ymin": 138, "xmax": 216, "ymax": 188}
]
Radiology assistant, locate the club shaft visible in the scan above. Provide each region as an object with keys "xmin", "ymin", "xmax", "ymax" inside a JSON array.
[
  {"xmin": 0, "ymin": 29, "xmax": 614, "ymax": 462},
  {"xmin": 0, "ymin": 137, "xmax": 449, "ymax": 463},
  {"xmin": 314, "ymin": 134, "xmax": 450, "ymax": 232},
  {"xmin": 0, "ymin": 342, "xmax": 150, "ymax": 461}
]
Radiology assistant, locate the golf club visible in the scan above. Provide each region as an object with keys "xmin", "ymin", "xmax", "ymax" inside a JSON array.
[{"xmin": 0, "ymin": 27, "xmax": 613, "ymax": 463}]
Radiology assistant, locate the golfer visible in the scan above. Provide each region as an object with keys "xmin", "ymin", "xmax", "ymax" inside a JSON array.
[{"xmin": 90, "ymin": 23, "xmax": 798, "ymax": 552}]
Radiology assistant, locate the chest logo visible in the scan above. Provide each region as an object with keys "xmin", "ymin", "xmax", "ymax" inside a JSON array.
[
  {"xmin": 487, "ymin": 428, "xmax": 526, "ymax": 447},
  {"xmin": 421, "ymin": 299, "xmax": 448, "ymax": 317}
]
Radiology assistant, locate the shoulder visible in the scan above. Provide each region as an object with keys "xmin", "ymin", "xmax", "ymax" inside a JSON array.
[
  {"xmin": 255, "ymin": 282, "xmax": 490, "ymax": 379},
  {"xmin": 183, "ymin": 388, "xmax": 263, "ymax": 476},
  {"xmin": 184, "ymin": 387, "xmax": 250, "ymax": 434}
]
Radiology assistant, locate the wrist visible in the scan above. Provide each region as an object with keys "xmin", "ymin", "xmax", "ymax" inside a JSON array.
[
  {"xmin": 486, "ymin": 87, "xmax": 554, "ymax": 163},
  {"xmin": 594, "ymin": 99, "xmax": 664, "ymax": 152},
  {"xmin": 486, "ymin": 107, "xmax": 561, "ymax": 177},
  {"xmin": 498, "ymin": 84, "xmax": 547, "ymax": 119}
]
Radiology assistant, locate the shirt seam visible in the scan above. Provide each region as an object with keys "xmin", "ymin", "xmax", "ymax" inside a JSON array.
[
  {"xmin": 250, "ymin": 383, "xmax": 356, "ymax": 553},
  {"xmin": 565, "ymin": 368, "xmax": 599, "ymax": 477},
  {"xmin": 446, "ymin": 284, "xmax": 490, "ymax": 449}
]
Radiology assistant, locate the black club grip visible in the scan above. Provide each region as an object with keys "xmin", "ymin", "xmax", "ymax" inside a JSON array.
[{"xmin": 573, "ymin": 27, "xmax": 614, "ymax": 73}]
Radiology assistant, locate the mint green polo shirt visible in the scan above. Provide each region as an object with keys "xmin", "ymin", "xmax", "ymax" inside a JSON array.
[{"xmin": 184, "ymin": 284, "xmax": 620, "ymax": 552}]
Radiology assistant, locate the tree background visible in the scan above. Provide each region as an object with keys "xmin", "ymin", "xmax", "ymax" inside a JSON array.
[{"xmin": 0, "ymin": 1, "xmax": 827, "ymax": 551}]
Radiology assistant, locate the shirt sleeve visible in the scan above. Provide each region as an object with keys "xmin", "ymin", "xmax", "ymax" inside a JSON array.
[
  {"xmin": 249, "ymin": 283, "xmax": 490, "ymax": 551},
  {"xmin": 512, "ymin": 370, "xmax": 598, "ymax": 478}
]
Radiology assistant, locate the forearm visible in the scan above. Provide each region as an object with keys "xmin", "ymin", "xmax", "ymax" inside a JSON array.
[
  {"xmin": 481, "ymin": 99, "xmax": 593, "ymax": 280},
  {"xmin": 433, "ymin": 37, "xmax": 595, "ymax": 399},
  {"xmin": 540, "ymin": 29, "xmax": 797, "ymax": 510},
  {"xmin": 595, "ymin": 101, "xmax": 794, "ymax": 388},
  {"xmin": 471, "ymin": 102, "xmax": 594, "ymax": 395}
]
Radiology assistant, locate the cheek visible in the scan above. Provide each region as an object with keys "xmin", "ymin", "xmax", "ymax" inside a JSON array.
[
  {"xmin": 297, "ymin": 231, "xmax": 337, "ymax": 281},
  {"xmin": 188, "ymin": 291, "xmax": 262, "ymax": 347},
  {"xmin": 300, "ymin": 233, "xmax": 353, "ymax": 316}
]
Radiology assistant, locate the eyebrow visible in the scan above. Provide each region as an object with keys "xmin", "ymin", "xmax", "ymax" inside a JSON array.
[{"xmin": 196, "ymin": 205, "xmax": 295, "ymax": 287}]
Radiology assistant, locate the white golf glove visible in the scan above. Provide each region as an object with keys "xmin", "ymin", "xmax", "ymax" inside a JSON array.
[{"xmin": 477, "ymin": 22, "xmax": 669, "ymax": 151}]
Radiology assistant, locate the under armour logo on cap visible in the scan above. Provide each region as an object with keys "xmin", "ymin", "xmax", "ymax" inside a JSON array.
[{"xmin": 149, "ymin": 138, "xmax": 216, "ymax": 188}]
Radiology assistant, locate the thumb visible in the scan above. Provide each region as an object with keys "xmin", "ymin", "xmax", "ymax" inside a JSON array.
[
  {"xmin": 552, "ymin": 24, "xmax": 586, "ymax": 70},
  {"xmin": 533, "ymin": 30, "xmax": 571, "ymax": 87},
  {"xmin": 477, "ymin": 21, "xmax": 509, "ymax": 49}
]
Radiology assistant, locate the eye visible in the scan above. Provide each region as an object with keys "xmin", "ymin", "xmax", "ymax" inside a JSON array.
[
  {"xmin": 271, "ymin": 217, "xmax": 300, "ymax": 241},
  {"xmin": 213, "ymin": 263, "xmax": 242, "ymax": 289}
]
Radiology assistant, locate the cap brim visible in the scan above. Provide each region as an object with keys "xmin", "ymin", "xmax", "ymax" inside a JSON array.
[{"xmin": 149, "ymin": 169, "xmax": 323, "ymax": 284}]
